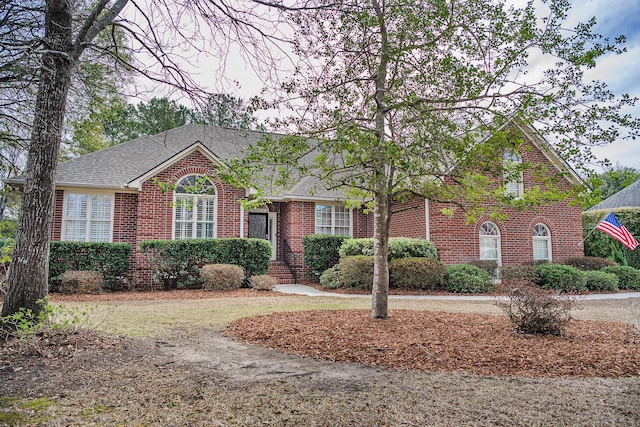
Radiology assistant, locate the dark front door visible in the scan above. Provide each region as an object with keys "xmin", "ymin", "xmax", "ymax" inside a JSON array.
[{"xmin": 248, "ymin": 213, "xmax": 268, "ymax": 240}]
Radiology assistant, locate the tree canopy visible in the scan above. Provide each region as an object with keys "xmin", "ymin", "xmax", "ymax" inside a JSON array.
[{"xmin": 226, "ymin": 0, "xmax": 640, "ymax": 318}]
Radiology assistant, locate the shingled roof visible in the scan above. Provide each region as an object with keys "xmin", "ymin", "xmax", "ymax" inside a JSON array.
[
  {"xmin": 588, "ymin": 178, "xmax": 640, "ymax": 211},
  {"xmin": 3, "ymin": 124, "xmax": 344, "ymax": 201}
]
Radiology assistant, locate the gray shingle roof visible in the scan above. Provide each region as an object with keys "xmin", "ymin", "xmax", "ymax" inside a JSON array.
[
  {"xmin": 588, "ymin": 178, "xmax": 640, "ymax": 211},
  {"xmin": 4, "ymin": 124, "xmax": 343, "ymax": 200}
]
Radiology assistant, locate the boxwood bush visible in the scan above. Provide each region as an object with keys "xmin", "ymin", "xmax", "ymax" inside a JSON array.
[
  {"xmin": 319, "ymin": 264, "xmax": 344, "ymax": 289},
  {"xmin": 499, "ymin": 265, "xmax": 539, "ymax": 288},
  {"xmin": 340, "ymin": 256, "xmax": 374, "ymax": 290},
  {"xmin": 339, "ymin": 237, "xmax": 437, "ymax": 260},
  {"xmin": 140, "ymin": 238, "xmax": 271, "ymax": 288},
  {"xmin": 535, "ymin": 263, "xmax": 587, "ymax": 293},
  {"xmin": 563, "ymin": 256, "xmax": 617, "ymax": 271},
  {"xmin": 49, "ymin": 242, "xmax": 132, "ymax": 291},
  {"xmin": 600, "ymin": 266, "xmax": 640, "ymax": 290},
  {"xmin": 583, "ymin": 270, "xmax": 619, "ymax": 293},
  {"xmin": 303, "ymin": 234, "xmax": 350, "ymax": 277},
  {"xmin": 444, "ymin": 264, "xmax": 493, "ymax": 293},
  {"xmin": 389, "ymin": 258, "xmax": 444, "ymax": 290}
]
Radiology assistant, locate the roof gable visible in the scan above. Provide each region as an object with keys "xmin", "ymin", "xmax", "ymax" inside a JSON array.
[{"xmin": 126, "ymin": 142, "xmax": 221, "ymax": 190}]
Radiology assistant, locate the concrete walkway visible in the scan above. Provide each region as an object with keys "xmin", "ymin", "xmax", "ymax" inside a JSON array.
[{"xmin": 274, "ymin": 283, "xmax": 640, "ymax": 301}]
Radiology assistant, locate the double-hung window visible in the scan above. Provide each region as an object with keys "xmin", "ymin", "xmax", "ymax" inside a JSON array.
[
  {"xmin": 503, "ymin": 150, "xmax": 524, "ymax": 198},
  {"xmin": 532, "ymin": 224, "xmax": 552, "ymax": 261},
  {"xmin": 63, "ymin": 193, "xmax": 113, "ymax": 242},
  {"xmin": 479, "ymin": 221, "xmax": 501, "ymax": 264},
  {"xmin": 315, "ymin": 204, "xmax": 352, "ymax": 236},
  {"xmin": 173, "ymin": 175, "xmax": 217, "ymax": 239}
]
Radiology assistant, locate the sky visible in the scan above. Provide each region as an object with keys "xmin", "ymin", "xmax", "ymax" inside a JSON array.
[
  {"xmin": 568, "ymin": 0, "xmax": 640, "ymax": 171},
  {"xmin": 130, "ymin": 0, "xmax": 640, "ymax": 172}
]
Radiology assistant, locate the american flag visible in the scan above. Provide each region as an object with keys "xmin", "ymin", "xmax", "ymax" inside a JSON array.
[{"xmin": 596, "ymin": 212, "xmax": 639, "ymax": 251}]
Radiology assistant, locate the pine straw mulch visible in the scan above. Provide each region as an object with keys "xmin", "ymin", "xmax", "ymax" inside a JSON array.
[{"xmin": 228, "ymin": 309, "xmax": 640, "ymax": 378}]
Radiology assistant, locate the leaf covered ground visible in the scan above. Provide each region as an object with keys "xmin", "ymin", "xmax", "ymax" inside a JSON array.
[{"xmin": 0, "ymin": 290, "xmax": 639, "ymax": 425}]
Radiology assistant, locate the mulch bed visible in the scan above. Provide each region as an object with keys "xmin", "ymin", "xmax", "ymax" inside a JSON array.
[{"xmin": 228, "ymin": 309, "xmax": 640, "ymax": 378}]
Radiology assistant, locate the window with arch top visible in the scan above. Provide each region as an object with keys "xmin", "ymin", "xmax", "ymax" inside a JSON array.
[
  {"xmin": 479, "ymin": 221, "xmax": 501, "ymax": 264},
  {"xmin": 173, "ymin": 175, "xmax": 217, "ymax": 239},
  {"xmin": 503, "ymin": 150, "xmax": 524, "ymax": 198},
  {"xmin": 532, "ymin": 223, "xmax": 552, "ymax": 261}
]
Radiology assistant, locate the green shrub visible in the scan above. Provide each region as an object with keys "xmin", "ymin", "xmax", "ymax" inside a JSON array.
[
  {"xmin": 140, "ymin": 238, "xmax": 271, "ymax": 288},
  {"xmin": 250, "ymin": 275, "xmax": 278, "ymax": 291},
  {"xmin": 320, "ymin": 264, "xmax": 344, "ymax": 289},
  {"xmin": 497, "ymin": 285, "xmax": 573, "ymax": 336},
  {"xmin": 563, "ymin": 256, "xmax": 618, "ymax": 271},
  {"xmin": 59, "ymin": 270, "xmax": 103, "ymax": 294},
  {"xmin": 468, "ymin": 260, "xmax": 498, "ymax": 278},
  {"xmin": 200, "ymin": 264, "xmax": 245, "ymax": 291},
  {"xmin": 600, "ymin": 266, "xmax": 640, "ymax": 290},
  {"xmin": 340, "ymin": 256, "xmax": 374, "ymax": 290},
  {"xmin": 535, "ymin": 263, "xmax": 587, "ymax": 293},
  {"xmin": 49, "ymin": 242, "xmax": 132, "ymax": 291},
  {"xmin": 583, "ymin": 270, "xmax": 619, "ymax": 293},
  {"xmin": 499, "ymin": 265, "xmax": 539, "ymax": 288},
  {"xmin": 444, "ymin": 264, "xmax": 493, "ymax": 293},
  {"xmin": 339, "ymin": 238, "xmax": 374, "ymax": 258},
  {"xmin": 339, "ymin": 237, "xmax": 437, "ymax": 260},
  {"xmin": 389, "ymin": 258, "xmax": 444, "ymax": 290},
  {"xmin": 303, "ymin": 234, "xmax": 350, "ymax": 277}
]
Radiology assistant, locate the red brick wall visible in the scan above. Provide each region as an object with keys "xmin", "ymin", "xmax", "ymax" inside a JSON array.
[
  {"xmin": 134, "ymin": 151, "xmax": 247, "ymax": 285},
  {"xmin": 388, "ymin": 136, "xmax": 584, "ymax": 265}
]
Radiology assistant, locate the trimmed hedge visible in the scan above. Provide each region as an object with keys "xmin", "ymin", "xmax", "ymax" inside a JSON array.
[
  {"xmin": 140, "ymin": 238, "xmax": 271, "ymax": 288},
  {"xmin": 600, "ymin": 266, "xmax": 640, "ymax": 290},
  {"xmin": 389, "ymin": 258, "xmax": 444, "ymax": 290},
  {"xmin": 563, "ymin": 256, "xmax": 617, "ymax": 271},
  {"xmin": 444, "ymin": 264, "xmax": 493, "ymax": 293},
  {"xmin": 340, "ymin": 256, "xmax": 374, "ymax": 290},
  {"xmin": 339, "ymin": 237, "xmax": 437, "ymax": 260},
  {"xmin": 583, "ymin": 270, "xmax": 619, "ymax": 293},
  {"xmin": 499, "ymin": 265, "xmax": 539, "ymax": 288},
  {"xmin": 468, "ymin": 260, "xmax": 498, "ymax": 278},
  {"xmin": 49, "ymin": 242, "xmax": 132, "ymax": 291},
  {"xmin": 583, "ymin": 208, "xmax": 640, "ymax": 269},
  {"xmin": 303, "ymin": 234, "xmax": 350, "ymax": 277},
  {"xmin": 535, "ymin": 263, "xmax": 587, "ymax": 293},
  {"xmin": 320, "ymin": 264, "xmax": 343, "ymax": 289}
]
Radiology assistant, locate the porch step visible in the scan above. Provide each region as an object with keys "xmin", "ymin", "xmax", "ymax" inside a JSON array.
[{"xmin": 268, "ymin": 261, "xmax": 296, "ymax": 284}]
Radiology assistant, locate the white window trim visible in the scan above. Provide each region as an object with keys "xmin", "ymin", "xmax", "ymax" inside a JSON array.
[
  {"xmin": 479, "ymin": 221, "xmax": 502, "ymax": 266},
  {"xmin": 314, "ymin": 204, "xmax": 353, "ymax": 236},
  {"xmin": 532, "ymin": 223, "xmax": 552, "ymax": 262},
  {"xmin": 504, "ymin": 151, "xmax": 524, "ymax": 198},
  {"xmin": 171, "ymin": 175, "xmax": 218, "ymax": 240},
  {"xmin": 61, "ymin": 191, "xmax": 115, "ymax": 242}
]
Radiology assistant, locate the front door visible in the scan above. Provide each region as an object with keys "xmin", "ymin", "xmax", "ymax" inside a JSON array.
[{"xmin": 248, "ymin": 212, "xmax": 276, "ymax": 260}]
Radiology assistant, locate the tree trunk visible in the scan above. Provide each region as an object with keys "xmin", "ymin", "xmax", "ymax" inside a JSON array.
[
  {"xmin": 371, "ymin": 186, "xmax": 392, "ymax": 319},
  {"xmin": 1, "ymin": 0, "xmax": 73, "ymax": 318}
]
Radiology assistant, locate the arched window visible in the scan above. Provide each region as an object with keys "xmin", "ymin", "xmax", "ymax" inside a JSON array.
[
  {"xmin": 532, "ymin": 223, "xmax": 552, "ymax": 261},
  {"xmin": 173, "ymin": 175, "xmax": 217, "ymax": 240},
  {"xmin": 503, "ymin": 150, "xmax": 523, "ymax": 198},
  {"xmin": 479, "ymin": 222, "xmax": 501, "ymax": 264}
]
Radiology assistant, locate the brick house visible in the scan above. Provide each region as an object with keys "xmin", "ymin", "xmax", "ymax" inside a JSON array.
[{"xmin": 6, "ymin": 123, "xmax": 584, "ymax": 286}]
